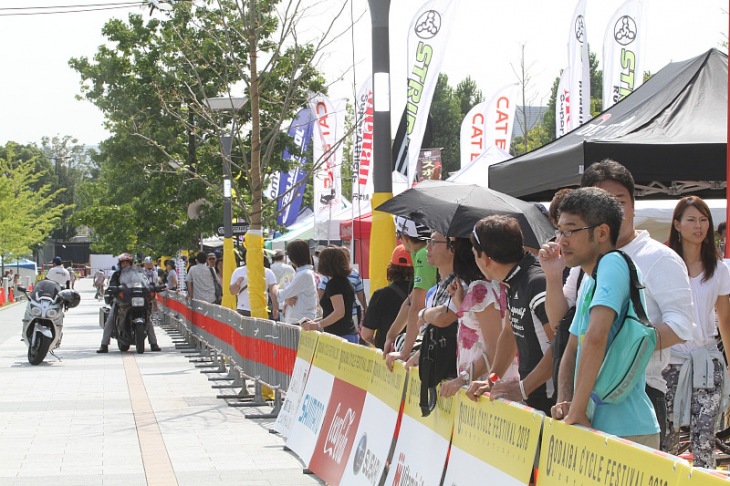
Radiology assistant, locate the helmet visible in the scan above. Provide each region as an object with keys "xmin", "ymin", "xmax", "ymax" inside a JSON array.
[
  {"xmin": 394, "ymin": 216, "xmax": 431, "ymax": 240},
  {"xmin": 143, "ymin": 256, "xmax": 153, "ymax": 264},
  {"xmin": 117, "ymin": 253, "xmax": 134, "ymax": 264},
  {"xmin": 59, "ymin": 289, "xmax": 81, "ymax": 308}
]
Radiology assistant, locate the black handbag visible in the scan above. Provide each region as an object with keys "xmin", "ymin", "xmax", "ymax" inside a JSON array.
[{"xmin": 418, "ymin": 321, "xmax": 458, "ymax": 417}]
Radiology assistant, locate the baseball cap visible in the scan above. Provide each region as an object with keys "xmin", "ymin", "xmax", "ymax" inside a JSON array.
[
  {"xmin": 394, "ymin": 215, "xmax": 431, "ymax": 240},
  {"xmin": 52, "ymin": 256, "xmax": 62, "ymax": 265},
  {"xmin": 390, "ymin": 245, "xmax": 412, "ymax": 267}
]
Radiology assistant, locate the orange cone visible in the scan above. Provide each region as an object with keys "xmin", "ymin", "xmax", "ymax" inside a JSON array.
[
  {"xmin": 8, "ymin": 290, "xmax": 14, "ymax": 303},
  {"xmin": 28, "ymin": 284, "xmax": 33, "ymax": 292},
  {"xmin": 0, "ymin": 288, "xmax": 5, "ymax": 306}
]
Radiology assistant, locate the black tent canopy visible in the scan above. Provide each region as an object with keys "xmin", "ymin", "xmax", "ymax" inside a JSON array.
[{"xmin": 489, "ymin": 48, "xmax": 728, "ymax": 201}]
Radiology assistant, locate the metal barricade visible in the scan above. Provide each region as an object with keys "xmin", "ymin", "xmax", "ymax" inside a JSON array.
[{"xmin": 157, "ymin": 291, "xmax": 300, "ymax": 418}]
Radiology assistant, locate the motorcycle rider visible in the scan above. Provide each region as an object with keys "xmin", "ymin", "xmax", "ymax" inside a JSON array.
[
  {"xmin": 46, "ymin": 256, "xmax": 70, "ymax": 289},
  {"xmin": 97, "ymin": 253, "xmax": 162, "ymax": 353}
]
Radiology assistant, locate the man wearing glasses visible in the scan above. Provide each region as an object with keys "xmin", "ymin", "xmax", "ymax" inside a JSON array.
[
  {"xmin": 467, "ymin": 215, "xmax": 556, "ymax": 415},
  {"xmin": 540, "ymin": 187, "xmax": 660, "ymax": 447},
  {"xmin": 545, "ymin": 160, "xmax": 693, "ymax": 450},
  {"xmin": 383, "ymin": 216, "xmax": 437, "ymax": 369}
]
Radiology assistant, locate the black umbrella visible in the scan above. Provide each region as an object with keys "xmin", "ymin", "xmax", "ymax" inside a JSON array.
[{"xmin": 375, "ymin": 180, "xmax": 554, "ymax": 249}]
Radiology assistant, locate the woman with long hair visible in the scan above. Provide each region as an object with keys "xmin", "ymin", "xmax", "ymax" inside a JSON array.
[
  {"xmin": 664, "ymin": 196, "xmax": 730, "ymax": 468},
  {"xmin": 301, "ymin": 247, "xmax": 359, "ymax": 343},
  {"xmin": 438, "ymin": 238, "xmax": 517, "ymax": 397}
]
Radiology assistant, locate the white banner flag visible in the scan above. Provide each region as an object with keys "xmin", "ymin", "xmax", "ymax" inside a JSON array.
[
  {"xmin": 483, "ymin": 83, "xmax": 519, "ymax": 155},
  {"xmin": 459, "ymin": 100, "xmax": 488, "ymax": 168},
  {"xmin": 567, "ymin": 0, "xmax": 590, "ymax": 130},
  {"xmin": 556, "ymin": 68, "xmax": 572, "ymax": 138},
  {"xmin": 351, "ymin": 77, "xmax": 374, "ymax": 214},
  {"xmin": 308, "ymin": 94, "xmax": 346, "ymax": 240},
  {"xmin": 602, "ymin": 0, "xmax": 645, "ymax": 110},
  {"xmin": 405, "ymin": 0, "xmax": 459, "ymax": 183}
]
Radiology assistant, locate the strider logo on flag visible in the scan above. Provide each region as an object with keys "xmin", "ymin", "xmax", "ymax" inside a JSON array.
[
  {"xmin": 602, "ymin": 0, "xmax": 645, "ymax": 110},
  {"xmin": 405, "ymin": 0, "xmax": 459, "ymax": 183}
]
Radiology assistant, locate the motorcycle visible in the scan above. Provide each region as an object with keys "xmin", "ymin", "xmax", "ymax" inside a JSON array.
[
  {"xmin": 18, "ymin": 281, "xmax": 80, "ymax": 365},
  {"xmin": 102, "ymin": 282, "xmax": 165, "ymax": 353}
]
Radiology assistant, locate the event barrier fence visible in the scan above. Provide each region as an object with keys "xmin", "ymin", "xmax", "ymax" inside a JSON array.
[{"xmin": 158, "ymin": 293, "xmax": 730, "ymax": 485}]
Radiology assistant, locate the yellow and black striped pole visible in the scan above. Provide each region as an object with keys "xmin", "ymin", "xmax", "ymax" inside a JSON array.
[{"xmin": 368, "ymin": 0, "xmax": 395, "ymax": 294}]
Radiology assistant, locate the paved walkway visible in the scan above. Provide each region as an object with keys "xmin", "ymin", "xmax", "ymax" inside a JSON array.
[{"xmin": 0, "ymin": 278, "xmax": 323, "ymax": 485}]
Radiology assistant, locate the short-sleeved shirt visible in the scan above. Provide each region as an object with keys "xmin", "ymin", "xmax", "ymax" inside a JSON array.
[
  {"xmin": 570, "ymin": 251, "xmax": 659, "ymax": 437},
  {"xmin": 319, "ymin": 269, "xmax": 365, "ymax": 315},
  {"xmin": 46, "ymin": 265, "xmax": 70, "ymax": 288},
  {"xmin": 412, "ymin": 246, "xmax": 437, "ymax": 292},
  {"xmin": 363, "ymin": 280, "xmax": 410, "ymax": 350},
  {"xmin": 320, "ymin": 276, "xmax": 357, "ymax": 337},
  {"xmin": 230, "ymin": 265, "xmax": 277, "ymax": 311},
  {"xmin": 187, "ymin": 263, "xmax": 217, "ymax": 303},
  {"xmin": 503, "ymin": 253, "xmax": 553, "ymax": 399}
]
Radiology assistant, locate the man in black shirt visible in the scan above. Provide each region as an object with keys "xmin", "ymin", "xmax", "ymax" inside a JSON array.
[{"xmin": 467, "ymin": 215, "xmax": 555, "ymax": 415}]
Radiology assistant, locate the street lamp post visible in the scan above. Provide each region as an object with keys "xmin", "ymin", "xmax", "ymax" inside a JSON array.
[{"xmin": 206, "ymin": 96, "xmax": 247, "ymax": 310}]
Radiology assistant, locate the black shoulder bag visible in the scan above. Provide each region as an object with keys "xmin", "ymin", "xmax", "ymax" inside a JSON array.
[{"xmin": 552, "ymin": 269, "xmax": 584, "ymax": 386}]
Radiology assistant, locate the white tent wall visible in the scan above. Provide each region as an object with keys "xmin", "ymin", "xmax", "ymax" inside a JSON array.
[{"xmin": 541, "ymin": 199, "xmax": 727, "ymax": 244}]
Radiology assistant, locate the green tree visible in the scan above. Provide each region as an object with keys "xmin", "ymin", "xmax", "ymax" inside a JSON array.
[
  {"xmin": 70, "ymin": 1, "xmax": 335, "ymax": 255},
  {"xmin": 429, "ymin": 73, "xmax": 462, "ymax": 176},
  {"xmin": 455, "ymin": 76, "xmax": 483, "ymax": 116},
  {"xmin": 0, "ymin": 147, "xmax": 68, "ymax": 264}
]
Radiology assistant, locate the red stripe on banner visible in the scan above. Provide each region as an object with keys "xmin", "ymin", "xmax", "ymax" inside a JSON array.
[{"xmin": 160, "ymin": 298, "xmax": 296, "ymax": 375}]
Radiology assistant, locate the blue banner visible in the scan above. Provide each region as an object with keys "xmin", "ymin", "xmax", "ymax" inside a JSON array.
[{"xmin": 276, "ymin": 108, "xmax": 314, "ymax": 227}]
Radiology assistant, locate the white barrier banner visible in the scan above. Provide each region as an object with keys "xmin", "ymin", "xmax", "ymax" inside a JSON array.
[
  {"xmin": 443, "ymin": 392, "xmax": 544, "ymax": 485},
  {"xmin": 602, "ymin": 0, "xmax": 645, "ymax": 110},
  {"xmin": 273, "ymin": 330, "xmax": 319, "ymax": 438},
  {"xmin": 340, "ymin": 358, "xmax": 407, "ymax": 485},
  {"xmin": 383, "ymin": 373, "xmax": 455, "ymax": 486},
  {"xmin": 285, "ymin": 333, "xmax": 344, "ymax": 464},
  {"xmin": 307, "ymin": 343, "xmax": 374, "ymax": 484}
]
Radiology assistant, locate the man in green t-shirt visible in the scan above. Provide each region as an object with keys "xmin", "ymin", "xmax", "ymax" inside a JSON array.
[{"xmin": 384, "ymin": 216, "xmax": 437, "ymax": 370}]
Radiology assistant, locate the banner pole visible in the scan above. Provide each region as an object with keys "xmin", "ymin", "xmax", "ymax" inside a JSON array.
[{"xmin": 368, "ymin": 0, "xmax": 395, "ymax": 294}]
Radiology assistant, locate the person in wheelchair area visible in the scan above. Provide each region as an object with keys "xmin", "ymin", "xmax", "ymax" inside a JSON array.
[{"xmin": 96, "ymin": 253, "xmax": 161, "ymax": 353}]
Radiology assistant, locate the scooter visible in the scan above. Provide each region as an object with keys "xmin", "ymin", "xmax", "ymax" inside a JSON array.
[
  {"xmin": 18, "ymin": 280, "xmax": 80, "ymax": 365},
  {"xmin": 102, "ymin": 282, "xmax": 164, "ymax": 353}
]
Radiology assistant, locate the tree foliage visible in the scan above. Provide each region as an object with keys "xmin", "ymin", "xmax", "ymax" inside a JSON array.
[
  {"xmin": 0, "ymin": 146, "xmax": 69, "ymax": 259},
  {"xmin": 70, "ymin": 0, "xmax": 336, "ymax": 253}
]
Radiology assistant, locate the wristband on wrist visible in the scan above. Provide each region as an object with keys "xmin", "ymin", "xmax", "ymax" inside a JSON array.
[
  {"xmin": 518, "ymin": 380, "xmax": 528, "ymax": 401},
  {"xmin": 418, "ymin": 308, "xmax": 427, "ymax": 320}
]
